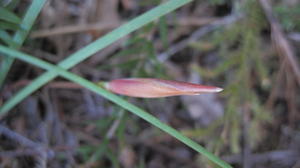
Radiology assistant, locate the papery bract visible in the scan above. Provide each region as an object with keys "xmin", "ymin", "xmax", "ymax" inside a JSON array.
[{"xmin": 104, "ymin": 78, "xmax": 223, "ymax": 98}]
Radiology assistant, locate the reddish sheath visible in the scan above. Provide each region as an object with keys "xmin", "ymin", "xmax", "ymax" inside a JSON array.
[{"xmin": 105, "ymin": 78, "xmax": 223, "ymax": 98}]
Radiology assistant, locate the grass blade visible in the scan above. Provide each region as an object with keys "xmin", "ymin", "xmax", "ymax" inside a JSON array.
[
  {"xmin": 0, "ymin": 7, "xmax": 21, "ymax": 24},
  {"xmin": 0, "ymin": 0, "xmax": 47, "ymax": 87},
  {"xmin": 0, "ymin": 30, "xmax": 17, "ymax": 47},
  {"xmin": 0, "ymin": 21, "xmax": 20, "ymax": 31},
  {"xmin": 0, "ymin": 45, "xmax": 232, "ymax": 168},
  {"xmin": 0, "ymin": 0, "xmax": 192, "ymax": 114}
]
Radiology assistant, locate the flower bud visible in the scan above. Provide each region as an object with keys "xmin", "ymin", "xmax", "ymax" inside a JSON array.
[{"xmin": 104, "ymin": 78, "xmax": 222, "ymax": 98}]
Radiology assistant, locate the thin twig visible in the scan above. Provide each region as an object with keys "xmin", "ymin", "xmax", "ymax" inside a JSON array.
[
  {"xmin": 7, "ymin": 80, "xmax": 83, "ymax": 91},
  {"xmin": 30, "ymin": 22, "xmax": 120, "ymax": 38},
  {"xmin": 223, "ymin": 150, "xmax": 299, "ymax": 167},
  {"xmin": 0, "ymin": 125, "xmax": 53, "ymax": 159},
  {"xmin": 106, "ymin": 110, "xmax": 125, "ymax": 139},
  {"xmin": 0, "ymin": 149, "xmax": 44, "ymax": 158},
  {"xmin": 175, "ymin": 17, "xmax": 219, "ymax": 26},
  {"xmin": 242, "ymin": 105, "xmax": 251, "ymax": 168},
  {"xmin": 157, "ymin": 14, "xmax": 242, "ymax": 62},
  {"xmin": 0, "ymin": 124, "xmax": 39, "ymax": 148},
  {"xmin": 288, "ymin": 32, "xmax": 300, "ymax": 42},
  {"xmin": 30, "ymin": 17, "xmax": 218, "ymax": 39},
  {"xmin": 266, "ymin": 61, "xmax": 286, "ymax": 109}
]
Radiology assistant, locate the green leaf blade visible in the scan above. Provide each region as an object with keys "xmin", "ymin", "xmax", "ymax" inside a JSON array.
[{"xmin": 0, "ymin": 7, "xmax": 21, "ymax": 24}]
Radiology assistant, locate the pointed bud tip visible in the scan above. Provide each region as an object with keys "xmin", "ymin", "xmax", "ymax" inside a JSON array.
[
  {"xmin": 214, "ymin": 87, "xmax": 223, "ymax": 92},
  {"xmin": 195, "ymin": 87, "xmax": 223, "ymax": 94}
]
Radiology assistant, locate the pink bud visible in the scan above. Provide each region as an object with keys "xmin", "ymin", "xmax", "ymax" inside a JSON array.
[{"xmin": 104, "ymin": 78, "xmax": 223, "ymax": 98}]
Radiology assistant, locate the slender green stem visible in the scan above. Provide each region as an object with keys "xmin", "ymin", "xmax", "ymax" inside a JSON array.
[
  {"xmin": 0, "ymin": 45, "xmax": 232, "ymax": 168},
  {"xmin": 0, "ymin": 0, "xmax": 192, "ymax": 114},
  {"xmin": 0, "ymin": 0, "xmax": 47, "ymax": 87}
]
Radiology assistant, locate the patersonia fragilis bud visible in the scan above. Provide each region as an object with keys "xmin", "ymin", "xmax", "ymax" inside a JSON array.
[{"xmin": 104, "ymin": 78, "xmax": 223, "ymax": 98}]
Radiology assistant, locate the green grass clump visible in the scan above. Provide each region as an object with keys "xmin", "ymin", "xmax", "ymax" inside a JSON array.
[{"xmin": 0, "ymin": 0, "xmax": 47, "ymax": 86}]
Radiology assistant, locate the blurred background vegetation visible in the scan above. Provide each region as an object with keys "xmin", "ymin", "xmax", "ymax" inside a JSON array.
[{"xmin": 0, "ymin": 0, "xmax": 299, "ymax": 167}]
